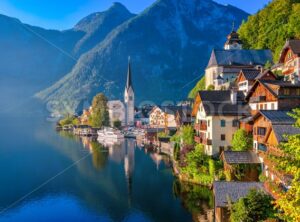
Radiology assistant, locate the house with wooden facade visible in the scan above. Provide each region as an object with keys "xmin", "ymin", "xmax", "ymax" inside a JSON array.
[
  {"xmin": 236, "ymin": 69, "xmax": 276, "ymax": 94},
  {"xmin": 192, "ymin": 90, "xmax": 250, "ymax": 156},
  {"xmin": 205, "ymin": 30, "xmax": 273, "ymax": 89},
  {"xmin": 252, "ymin": 110, "xmax": 300, "ymax": 189},
  {"xmin": 278, "ymin": 39, "xmax": 300, "ymax": 82},
  {"xmin": 213, "ymin": 181, "xmax": 265, "ymax": 222},
  {"xmin": 221, "ymin": 151, "xmax": 261, "ymax": 181},
  {"xmin": 149, "ymin": 106, "xmax": 183, "ymax": 129},
  {"xmin": 246, "ymin": 79, "xmax": 300, "ymax": 113}
]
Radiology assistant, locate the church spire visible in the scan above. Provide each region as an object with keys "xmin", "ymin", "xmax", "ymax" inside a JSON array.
[{"xmin": 126, "ymin": 56, "xmax": 134, "ymax": 91}]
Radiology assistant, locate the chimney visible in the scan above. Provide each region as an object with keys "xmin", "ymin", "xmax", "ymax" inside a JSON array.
[{"xmin": 231, "ymin": 87, "xmax": 238, "ymax": 105}]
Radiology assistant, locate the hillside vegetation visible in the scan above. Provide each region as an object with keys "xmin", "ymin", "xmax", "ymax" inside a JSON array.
[{"xmin": 238, "ymin": 0, "xmax": 300, "ymax": 61}]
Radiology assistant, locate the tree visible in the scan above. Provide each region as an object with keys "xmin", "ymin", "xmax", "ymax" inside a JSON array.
[
  {"xmin": 232, "ymin": 129, "xmax": 253, "ymax": 151},
  {"xmin": 238, "ymin": 0, "xmax": 300, "ymax": 61},
  {"xmin": 206, "ymin": 84, "xmax": 215, "ymax": 91},
  {"xmin": 59, "ymin": 114, "xmax": 77, "ymax": 126},
  {"xmin": 113, "ymin": 119, "xmax": 122, "ymax": 129},
  {"xmin": 230, "ymin": 189, "xmax": 276, "ymax": 222},
  {"xmin": 89, "ymin": 93, "xmax": 110, "ymax": 128},
  {"xmin": 188, "ymin": 76, "xmax": 205, "ymax": 99},
  {"xmin": 274, "ymin": 108, "xmax": 300, "ymax": 221},
  {"xmin": 180, "ymin": 125, "xmax": 195, "ymax": 146}
]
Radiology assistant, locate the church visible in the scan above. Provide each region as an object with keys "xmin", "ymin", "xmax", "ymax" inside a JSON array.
[
  {"xmin": 107, "ymin": 58, "xmax": 135, "ymax": 127},
  {"xmin": 205, "ymin": 29, "xmax": 273, "ymax": 90}
]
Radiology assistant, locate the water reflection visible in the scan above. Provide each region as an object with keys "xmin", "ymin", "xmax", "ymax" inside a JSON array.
[
  {"xmin": 0, "ymin": 116, "xmax": 213, "ymax": 222},
  {"xmin": 173, "ymin": 180, "xmax": 214, "ymax": 222}
]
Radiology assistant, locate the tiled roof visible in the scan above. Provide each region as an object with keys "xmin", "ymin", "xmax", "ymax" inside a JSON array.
[
  {"xmin": 202, "ymin": 102, "xmax": 250, "ymax": 116},
  {"xmin": 199, "ymin": 90, "xmax": 245, "ymax": 103},
  {"xmin": 198, "ymin": 91, "xmax": 250, "ymax": 116},
  {"xmin": 259, "ymin": 110, "xmax": 295, "ymax": 125},
  {"xmin": 213, "ymin": 182, "xmax": 265, "ymax": 207},
  {"xmin": 207, "ymin": 49, "xmax": 273, "ymax": 68},
  {"xmin": 240, "ymin": 69, "xmax": 261, "ymax": 80},
  {"xmin": 222, "ymin": 151, "xmax": 261, "ymax": 164},
  {"xmin": 272, "ymin": 125, "xmax": 300, "ymax": 143},
  {"xmin": 283, "ymin": 39, "xmax": 300, "ymax": 55}
]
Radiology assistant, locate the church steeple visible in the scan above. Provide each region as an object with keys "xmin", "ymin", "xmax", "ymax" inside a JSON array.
[
  {"xmin": 126, "ymin": 57, "xmax": 134, "ymax": 92},
  {"xmin": 224, "ymin": 23, "xmax": 243, "ymax": 50},
  {"xmin": 124, "ymin": 57, "xmax": 135, "ymax": 126}
]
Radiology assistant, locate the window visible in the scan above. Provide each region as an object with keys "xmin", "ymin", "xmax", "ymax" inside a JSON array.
[
  {"xmin": 296, "ymin": 89, "xmax": 300, "ymax": 96},
  {"xmin": 220, "ymin": 120, "xmax": 226, "ymax": 127},
  {"xmin": 257, "ymin": 127, "xmax": 266, "ymax": 136},
  {"xmin": 221, "ymin": 134, "xmax": 226, "ymax": 141},
  {"xmin": 232, "ymin": 119, "xmax": 239, "ymax": 127},
  {"xmin": 283, "ymin": 89, "xmax": 290, "ymax": 95},
  {"xmin": 208, "ymin": 120, "xmax": 210, "ymax": 127},
  {"xmin": 271, "ymin": 103, "xmax": 275, "ymax": 110}
]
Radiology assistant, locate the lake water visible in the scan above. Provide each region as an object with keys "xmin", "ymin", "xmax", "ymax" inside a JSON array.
[{"xmin": 0, "ymin": 113, "xmax": 213, "ymax": 222}]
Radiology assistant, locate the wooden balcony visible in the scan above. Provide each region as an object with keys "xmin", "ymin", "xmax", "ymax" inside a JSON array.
[
  {"xmin": 249, "ymin": 96, "xmax": 266, "ymax": 103},
  {"xmin": 194, "ymin": 123, "xmax": 200, "ymax": 131},
  {"xmin": 194, "ymin": 136, "xmax": 212, "ymax": 145},
  {"xmin": 194, "ymin": 122, "xmax": 207, "ymax": 131},
  {"xmin": 194, "ymin": 136, "xmax": 201, "ymax": 143}
]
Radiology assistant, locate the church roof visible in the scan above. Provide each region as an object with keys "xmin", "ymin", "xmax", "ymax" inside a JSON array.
[
  {"xmin": 207, "ymin": 49, "xmax": 273, "ymax": 68},
  {"xmin": 225, "ymin": 31, "xmax": 243, "ymax": 46},
  {"xmin": 126, "ymin": 58, "xmax": 134, "ymax": 91}
]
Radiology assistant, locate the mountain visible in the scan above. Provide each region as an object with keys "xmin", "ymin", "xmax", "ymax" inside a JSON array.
[
  {"xmin": 238, "ymin": 0, "xmax": 300, "ymax": 61},
  {"xmin": 0, "ymin": 4, "xmax": 135, "ymax": 114},
  {"xmin": 73, "ymin": 2, "xmax": 136, "ymax": 55},
  {"xmin": 0, "ymin": 14, "xmax": 82, "ymax": 84},
  {"xmin": 37, "ymin": 0, "xmax": 249, "ymax": 115}
]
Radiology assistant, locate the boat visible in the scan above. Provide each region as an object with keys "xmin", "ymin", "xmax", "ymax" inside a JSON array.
[{"xmin": 97, "ymin": 127, "xmax": 124, "ymax": 139}]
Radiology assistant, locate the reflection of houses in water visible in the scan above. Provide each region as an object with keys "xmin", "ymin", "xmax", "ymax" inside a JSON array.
[{"xmin": 150, "ymin": 153, "xmax": 163, "ymax": 170}]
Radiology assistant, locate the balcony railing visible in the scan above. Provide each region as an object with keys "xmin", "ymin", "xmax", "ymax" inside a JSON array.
[
  {"xmin": 194, "ymin": 136, "xmax": 201, "ymax": 143},
  {"xmin": 194, "ymin": 122, "xmax": 207, "ymax": 131},
  {"xmin": 249, "ymin": 96, "xmax": 266, "ymax": 103},
  {"xmin": 194, "ymin": 136, "xmax": 212, "ymax": 145}
]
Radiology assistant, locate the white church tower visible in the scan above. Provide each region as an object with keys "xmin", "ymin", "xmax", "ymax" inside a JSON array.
[{"xmin": 124, "ymin": 57, "xmax": 135, "ymax": 126}]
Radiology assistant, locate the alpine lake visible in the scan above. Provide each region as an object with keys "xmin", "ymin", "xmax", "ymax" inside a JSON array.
[{"xmin": 0, "ymin": 112, "xmax": 213, "ymax": 222}]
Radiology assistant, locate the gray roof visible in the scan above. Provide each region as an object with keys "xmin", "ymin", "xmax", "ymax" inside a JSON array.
[
  {"xmin": 272, "ymin": 125, "xmax": 300, "ymax": 143},
  {"xmin": 260, "ymin": 110, "xmax": 295, "ymax": 125},
  {"xmin": 240, "ymin": 69, "xmax": 261, "ymax": 80},
  {"xmin": 198, "ymin": 91, "xmax": 250, "ymax": 116},
  {"xmin": 283, "ymin": 39, "xmax": 300, "ymax": 55},
  {"xmin": 199, "ymin": 90, "xmax": 245, "ymax": 103},
  {"xmin": 222, "ymin": 151, "xmax": 261, "ymax": 164},
  {"xmin": 202, "ymin": 102, "xmax": 250, "ymax": 116},
  {"xmin": 207, "ymin": 49, "xmax": 273, "ymax": 68},
  {"xmin": 214, "ymin": 182, "xmax": 265, "ymax": 207}
]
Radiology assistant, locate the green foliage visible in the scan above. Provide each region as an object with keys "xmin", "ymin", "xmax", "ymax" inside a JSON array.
[
  {"xmin": 180, "ymin": 125, "xmax": 195, "ymax": 146},
  {"xmin": 59, "ymin": 114, "xmax": 77, "ymax": 126},
  {"xmin": 232, "ymin": 129, "xmax": 253, "ymax": 151},
  {"xmin": 273, "ymin": 108, "xmax": 300, "ymax": 221},
  {"xmin": 113, "ymin": 119, "xmax": 122, "ymax": 129},
  {"xmin": 172, "ymin": 180, "xmax": 214, "ymax": 214},
  {"xmin": 188, "ymin": 76, "xmax": 205, "ymax": 99},
  {"xmin": 208, "ymin": 159, "xmax": 216, "ymax": 177},
  {"xmin": 264, "ymin": 60, "xmax": 273, "ymax": 69},
  {"xmin": 224, "ymin": 170, "xmax": 232, "ymax": 181},
  {"xmin": 259, "ymin": 173, "xmax": 268, "ymax": 182},
  {"xmin": 206, "ymin": 84, "xmax": 215, "ymax": 91},
  {"xmin": 158, "ymin": 131, "xmax": 169, "ymax": 138},
  {"xmin": 173, "ymin": 143, "xmax": 181, "ymax": 161},
  {"xmin": 230, "ymin": 189, "xmax": 276, "ymax": 222},
  {"xmin": 89, "ymin": 93, "xmax": 110, "ymax": 128},
  {"xmin": 238, "ymin": 0, "xmax": 300, "ymax": 61}
]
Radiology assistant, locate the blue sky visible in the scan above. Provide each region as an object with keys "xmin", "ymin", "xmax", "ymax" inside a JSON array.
[{"xmin": 0, "ymin": 0, "xmax": 271, "ymax": 30}]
